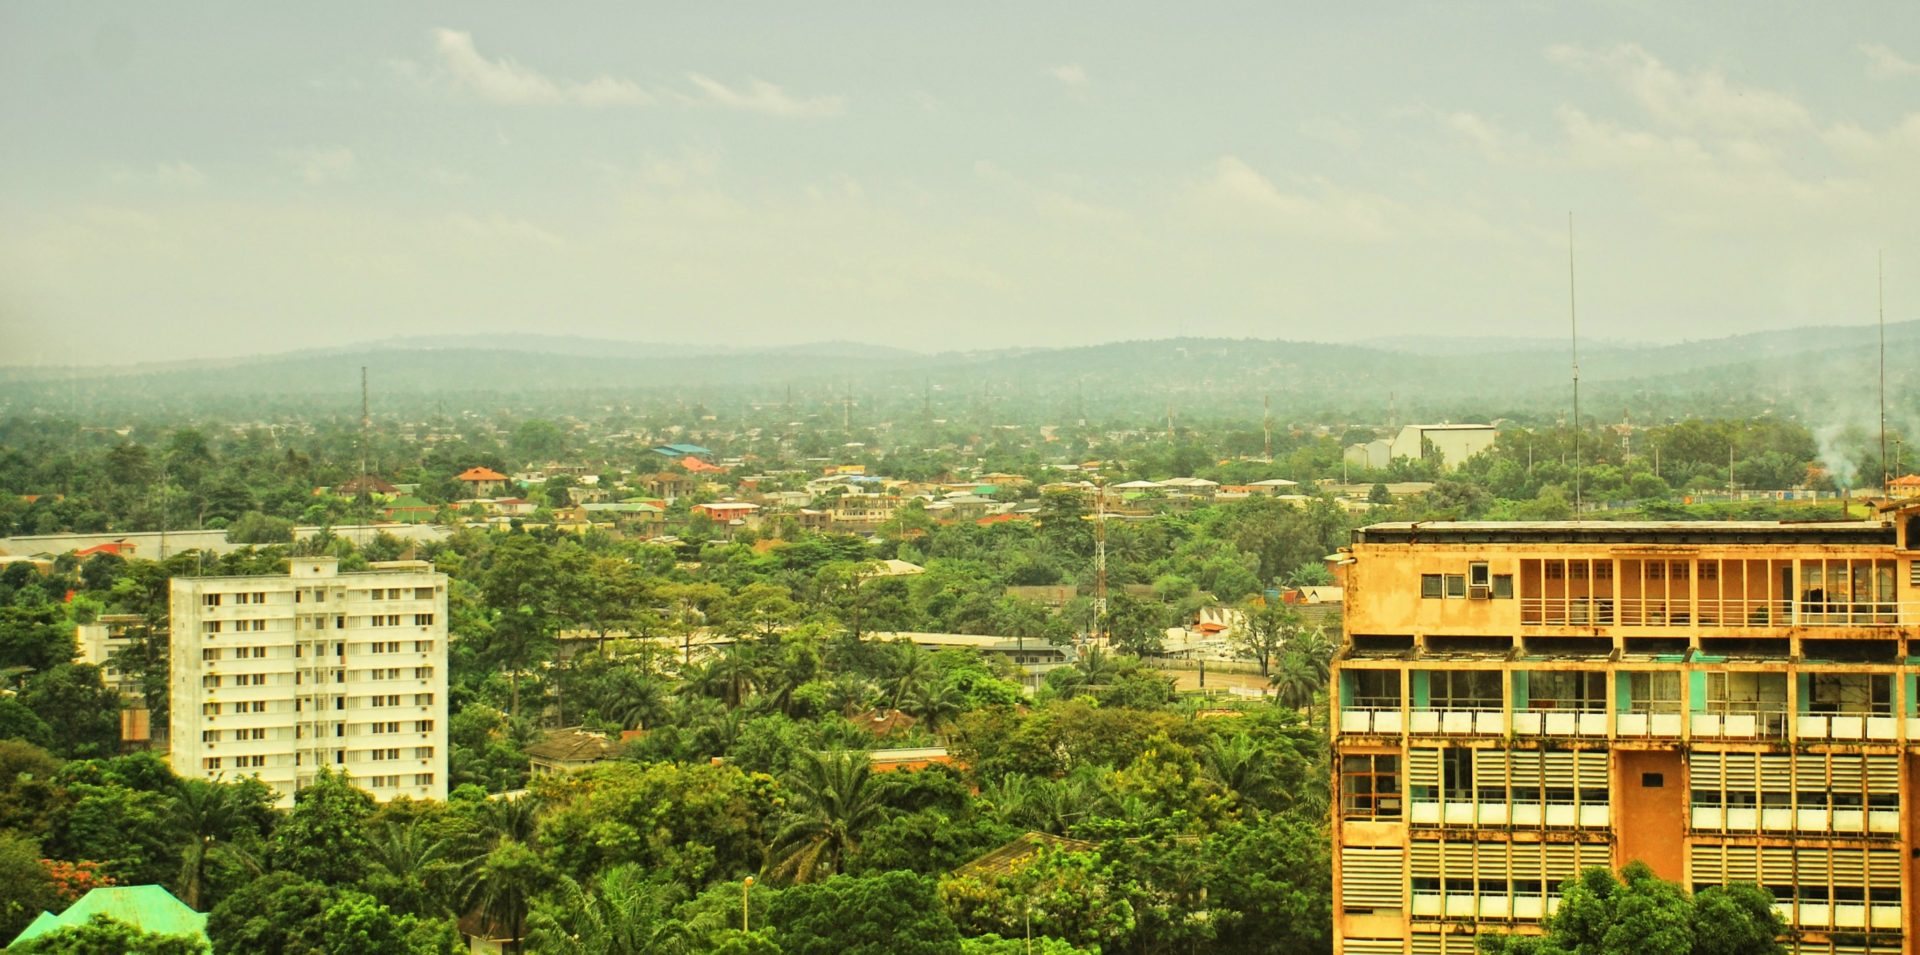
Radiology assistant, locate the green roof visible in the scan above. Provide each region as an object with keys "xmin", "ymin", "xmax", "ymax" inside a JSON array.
[{"xmin": 10, "ymin": 885, "xmax": 208, "ymax": 946}]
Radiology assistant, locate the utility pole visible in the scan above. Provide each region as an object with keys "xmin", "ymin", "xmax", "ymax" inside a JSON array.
[
  {"xmin": 1568, "ymin": 213, "xmax": 1582, "ymax": 519},
  {"xmin": 1093, "ymin": 480, "xmax": 1108, "ymax": 646},
  {"xmin": 1878, "ymin": 251, "xmax": 1888, "ymax": 493}
]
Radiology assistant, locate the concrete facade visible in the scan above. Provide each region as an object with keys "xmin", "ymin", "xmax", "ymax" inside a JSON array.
[
  {"xmin": 169, "ymin": 557, "xmax": 449, "ymax": 807},
  {"xmin": 1330, "ymin": 509, "xmax": 1920, "ymax": 955}
]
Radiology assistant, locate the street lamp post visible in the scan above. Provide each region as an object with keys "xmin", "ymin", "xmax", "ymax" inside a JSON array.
[{"xmin": 742, "ymin": 876, "xmax": 754, "ymax": 933}]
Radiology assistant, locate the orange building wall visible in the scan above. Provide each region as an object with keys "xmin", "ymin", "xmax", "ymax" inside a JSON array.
[{"xmin": 1612, "ymin": 749, "xmax": 1686, "ymax": 883}]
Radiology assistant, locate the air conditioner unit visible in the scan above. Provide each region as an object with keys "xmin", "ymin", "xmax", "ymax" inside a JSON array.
[{"xmin": 1469, "ymin": 586, "xmax": 1491, "ymax": 600}]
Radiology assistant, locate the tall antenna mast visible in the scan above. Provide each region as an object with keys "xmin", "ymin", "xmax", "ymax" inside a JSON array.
[
  {"xmin": 1568, "ymin": 213, "xmax": 1582, "ymax": 518},
  {"xmin": 360, "ymin": 366, "xmax": 372, "ymax": 525},
  {"xmin": 1879, "ymin": 251, "xmax": 1888, "ymax": 494},
  {"xmin": 1263, "ymin": 394, "xmax": 1273, "ymax": 461}
]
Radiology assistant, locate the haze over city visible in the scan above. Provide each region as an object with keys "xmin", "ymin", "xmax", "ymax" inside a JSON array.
[{"xmin": 4, "ymin": 4, "xmax": 1919, "ymax": 363}]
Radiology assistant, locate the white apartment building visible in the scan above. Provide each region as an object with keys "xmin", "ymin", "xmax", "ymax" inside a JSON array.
[{"xmin": 169, "ymin": 556, "xmax": 449, "ymax": 807}]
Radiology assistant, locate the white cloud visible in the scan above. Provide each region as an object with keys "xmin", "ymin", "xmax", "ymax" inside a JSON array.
[
  {"xmin": 1861, "ymin": 42, "xmax": 1920, "ymax": 78},
  {"xmin": 1440, "ymin": 111, "xmax": 1528, "ymax": 162},
  {"xmin": 448, "ymin": 213, "xmax": 566, "ymax": 247},
  {"xmin": 1186, "ymin": 156, "xmax": 1512, "ymax": 244},
  {"xmin": 287, "ymin": 146, "xmax": 356, "ymax": 184},
  {"xmin": 684, "ymin": 74, "xmax": 844, "ymax": 117},
  {"xmin": 1547, "ymin": 42, "xmax": 1811, "ymax": 134},
  {"xmin": 419, "ymin": 30, "xmax": 843, "ymax": 117},
  {"xmin": 110, "ymin": 162, "xmax": 207, "ymax": 188},
  {"xmin": 1297, "ymin": 117, "xmax": 1361, "ymax": 151},
  {"xmin": 1050, "ymin": 64, "xmax": 1089, "ymax": 88},
  {"xmin": 431, "ymin": 29, "xmax": 653, "ymax": 106}
]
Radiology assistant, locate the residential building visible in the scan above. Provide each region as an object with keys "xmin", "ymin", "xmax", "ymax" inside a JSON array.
[
  {"xmin": 455, "ymin": 466, "xmax": 509, "ymax": 497},
  {"xmin": 1329, "ymin": 506, "xmax": 1920, "ymax": 955},
  {"xmin": 169, "ymin": 556, "xmax": 449, "ymax": 807},
  {"xmin": 1391, "ymin": 424, "xmax": 1497, "ymax": 470},
  {"xmin": 75, "ymin": 613, "xmax": 148, "ymax": 700},
  {"xmin": 75, "ymin": 613, "xmax": 156, "ymax": 746},
  {"xmin": 526, "ymin": 728, "xmax": 617, "ymax": 776}
]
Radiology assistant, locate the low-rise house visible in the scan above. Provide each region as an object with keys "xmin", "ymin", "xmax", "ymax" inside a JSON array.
[
  {"xmin": 865, "ymin": 631, "xmax": 1072, "ymax": 693},
  {"xmin": 456, "ymin": 466, "xmax": 510, "ymax": 496},
  {"xmin": 332, "ymin": 475, "xmax": 400, "ymax": 498},
  {"xmin": 869, "ymin": 746, "xmax": 955, "ymax": 773},
  {"xmin": 526, "ymin": 728, "xmax": 618, "ymax": 776},
  {"xmin": 642, "ymin": 472, "xmax": 696, "ymax": 503}
]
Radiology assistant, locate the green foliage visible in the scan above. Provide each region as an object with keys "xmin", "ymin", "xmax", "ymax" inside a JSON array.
[
  {"xmin": 269, "ymin": 768, "xmax": 375, "ymax": 885},
  {"xmin": 1477, "ymin": 862, "xmax": 1785, "ymax": 955},
  {"xmin": 0, "ymin": 831, "xmax": 64, "ymax": 943},
  {"xmin": 205, "ymin": 871, "xmax": 453, "ymax": 955},
  {"xmin": 535, "ymin": 760, "xmax": 774, "ymax": 888},
  {"xmin": 767, "ymin": 750, "xmax": 886, "ymax": 884},
  {"xmin": 19, "ymin": 664, "xmax": 121, "ymax": 759},
  {"xmin": 769, "ymin": 871, "xmax": 963, "ymax": 955}
]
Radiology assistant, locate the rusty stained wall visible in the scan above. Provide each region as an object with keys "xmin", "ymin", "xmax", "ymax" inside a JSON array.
[{"xmin": 1612, "ymin": 749, "xmax": 1686, "ymax": 882}]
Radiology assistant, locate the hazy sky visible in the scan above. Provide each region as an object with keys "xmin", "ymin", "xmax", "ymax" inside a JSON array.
[{"xmin": 3, "ymin": 4, "xmax": 1918, "ymax": 363}]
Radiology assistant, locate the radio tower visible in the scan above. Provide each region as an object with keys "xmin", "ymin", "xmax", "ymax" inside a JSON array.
[{"xmin": 1263, "ymin": 394, "xmax": 1273, "ymax": 461}]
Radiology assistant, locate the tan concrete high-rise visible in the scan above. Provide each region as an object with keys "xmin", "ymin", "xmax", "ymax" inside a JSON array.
[
  {"xmin": 169, "ymin": 556, "xmax": 449, "ymax": 807},
  {"xmin": 1329, "ymin": 505, "xmax": 1920, "ymax": 955}
]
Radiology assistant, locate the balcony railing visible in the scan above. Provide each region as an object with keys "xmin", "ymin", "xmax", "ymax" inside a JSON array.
[
  {"xmin": 1337, "ymin": 708, "xmax": 1403, "ymax": 735},
  {"xmin": 1795, "ymin": 713, "xmax": 1899, "ymax": 741},
  {"xmin": 1511, "ymin": 710, "xmax": 1608, "ymax": 737},
  {"xmin": 1615, "ymin": 710, "xmax": 1684, "ymax": 738},
  {"xmin": 1520, "ymin": 597, "xmax": 1911, "ymax": 628},
  {"xmin": 1408, "ymin": 708, "xmax": 1507, "ymax": 736},
  {"xmin": 1688, "ymin": 709, "xmax": 1789, "ymax": 739}
]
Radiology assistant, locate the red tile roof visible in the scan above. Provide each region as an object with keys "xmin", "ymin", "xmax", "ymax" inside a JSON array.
[
  {"xmin": 75, "ymin": 541, "xmax": 135, "ymax": 557},
  {"xmin": 457, "ymin": 467, "xmax": 508, "ymax": 482}
]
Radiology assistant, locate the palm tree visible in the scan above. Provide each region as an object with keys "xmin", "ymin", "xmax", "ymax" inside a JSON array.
[
  {"xmin": 712, "ymin": 642, "xmax": 760, "ymax": 709},
  {"xmin": 525, "ymin": 864, "xmax": 689, "ymax": 955},
  {"xmin": 901, "ymin": 679, "xmax": 966, "ymax": 737},
  {"xmin": 1270, "ymin": 652, "xmax": 1321, "ymax": 723},
  {"xmin": 173, "ymin": 779, "xmax": 239, "ymax": 910},
  {"xmin": 483, "ymin": 793, "xmax": 542, "ymax": 845},
  {"xmin": 1201, "ymin": 733, "xmax": 1275, "ymax": 807},
  {"xmin": 825, "ymin": 673, "xmax": 875, "ymax": 717},
  {"xmin": 767, "ymin": 750, "xmax": 886, "ymax": 883},
  {"xmin": 1289, "ymin": 625, "xmax": 1334, "ymax": 683},
  {"xmin": 1028, "ymin": 772, "xmax": 1107, "ymax": 835},
  {"xmin": 365, "ymin": 818, "xmax": 479, "ymax": 918},
  {"xmin": 598, "ymin": 667, "xmax": 666, "ymax": 731},
  {"xmin": 979, "ymin": 774, "xmax": 1036, "ymax": 828},
  {"xmin": 464, "ymin": 840, "xmax": 554, "ymax": 954},
  {"xmin": 883, "ymin": 641, "xmax": 940, "ymax": 710}
]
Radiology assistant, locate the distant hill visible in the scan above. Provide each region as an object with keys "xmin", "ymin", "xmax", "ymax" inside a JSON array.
[{"xmin": 1, "ymin": 323, "xmax": 1913, "ymax": 426}]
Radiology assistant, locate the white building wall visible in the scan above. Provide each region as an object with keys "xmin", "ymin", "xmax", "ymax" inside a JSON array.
[{"xmin": 170, "ymin": 556, "xmax": 450, "ymax": 807}]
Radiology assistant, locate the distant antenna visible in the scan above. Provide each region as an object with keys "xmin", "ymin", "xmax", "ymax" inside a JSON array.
[
  {"xmin": 1879, "ymin": 251, "xmax": 1888, "ymax": 494},
  {"xmin": 1568, "ymin": 213, "xmax": 1582, "ymax": 519},
  {"xmin": 360, "ymin": 367, "xmax": 372, "ymax": 524},
  {"xmin": 1263, "ymin": 394, "xmax": 1273, "ymax": 461}
]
